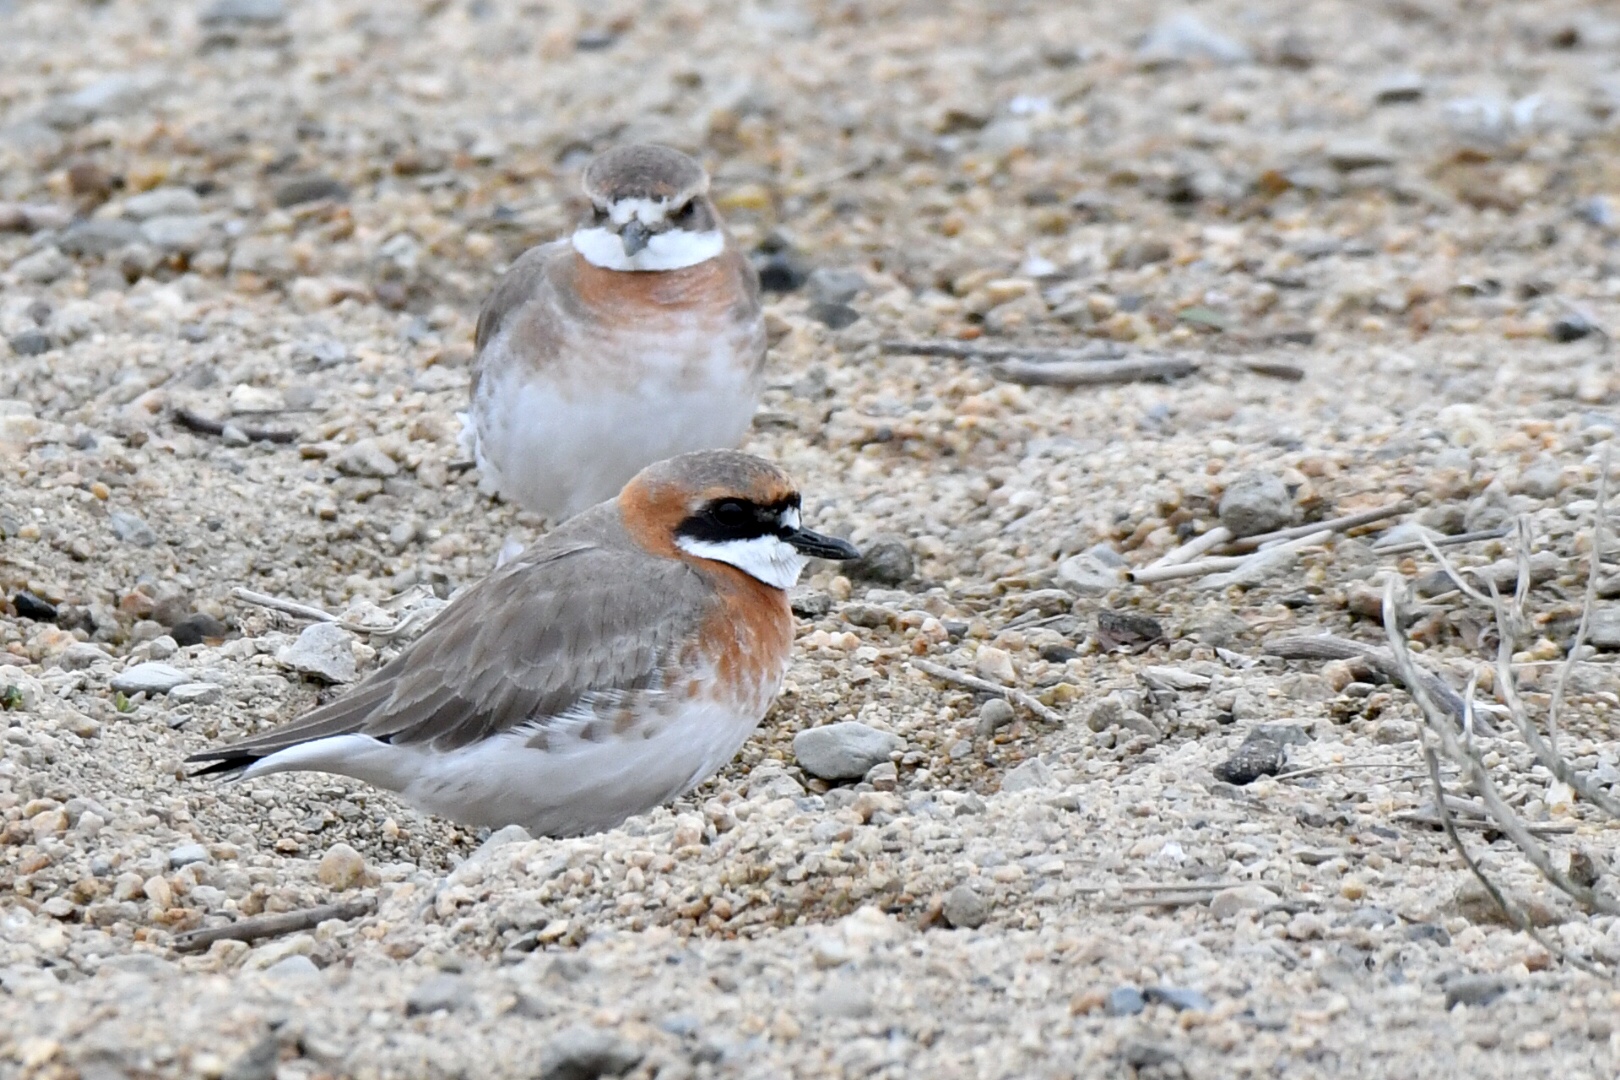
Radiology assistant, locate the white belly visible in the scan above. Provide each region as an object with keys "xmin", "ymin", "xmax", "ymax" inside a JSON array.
[
  {"xmin": 243, "ymin": 698, "xmax": 770, "ymax": 837},
  {"xmin": 465, "ymin": 329, "xmax": 762, "ymax": 521}
]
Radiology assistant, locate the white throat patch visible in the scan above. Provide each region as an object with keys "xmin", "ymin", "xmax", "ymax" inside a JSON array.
[
  {"xmin": 572, "ymin": 226, "xmax": 725, "ymax": 272},
  {"xmin": 676, "ymin": 534, "xmax": 808, "ymax": 591}
]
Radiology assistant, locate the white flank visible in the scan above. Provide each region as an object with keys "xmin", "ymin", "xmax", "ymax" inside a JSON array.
[
  {"xmin": 572, "ymin": 226, "xmax": 724, "ymax": 272},
  {"xmin": 239, "ymin": 695, "xmax": 774, "ymax": 837},
  {"xmin": 676, "ymin": 533, "xmax": 807, "ymax": 591}
]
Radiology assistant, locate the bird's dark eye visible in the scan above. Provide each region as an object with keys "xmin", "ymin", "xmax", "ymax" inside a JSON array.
[
  {"xmin": 591, "ymin": 205, "xmax": 609, "ymax": 224},
  {"xmin": 674, "ymin": 200, "xmax": 696, "ymax": 222},
  {"xmin": 710, "ymin": 499, "xmax": 751, "ymax": 530}
]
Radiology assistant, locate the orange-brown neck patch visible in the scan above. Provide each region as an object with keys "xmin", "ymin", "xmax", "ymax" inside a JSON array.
[{"xmin": 567, "ymin": 247, "xmax": 746, "ymax": 319}]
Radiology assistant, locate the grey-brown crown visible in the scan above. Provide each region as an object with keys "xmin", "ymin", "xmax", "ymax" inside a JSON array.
[{"xmin": 582, "ymin": 144, "xmax": 709, "ymax": 203}]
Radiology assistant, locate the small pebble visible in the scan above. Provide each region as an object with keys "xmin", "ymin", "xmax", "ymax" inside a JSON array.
[
  {"xmin": 793, "ymin": 721, "xmax": 901, "ymax": 781},
  {"xmin": 1105, "ymin": 986, "xmax": 1146, "ymax": 1016},
  {"xmin": 317, "ymin": 842, "xmax": 368, "ymax": 890},
  {"xmin": 1213, "ymin": 738, "xmax": 1285, "ymax": 785},
  {"xmin": 941, "ymin": 885, "xmax": 989, "ymax": 929},
  {"xmin": 1217, "ymin": 471, "xmax": 1294, "ymax": 537},
  {"xmin": 845, "ymin": 537, "xmax": 911, "ymax": 584},
  {"xmin": 536, "ymin": 1027, "xmax": 643, "ymax": 1080}
]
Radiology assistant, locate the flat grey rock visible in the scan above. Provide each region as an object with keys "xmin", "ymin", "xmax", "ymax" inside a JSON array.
[
  {"xmin": 110, "ymin": 662, "xmax": 190, "ymax": 695},
  {"xmin": 793, "ymin": 721, "xmax": 901, "ymax": 781},
  {"xmin": 277, "ymin": 622, "xmax": 357, "ymax": 683}
]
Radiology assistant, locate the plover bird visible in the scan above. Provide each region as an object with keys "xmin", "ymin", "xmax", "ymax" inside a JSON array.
[
  {"xmin": 189, "ymin": 450, "xmax": 857, "ymax": 838},
  {"xmin": 460, "ymin": 143, "xmax": 767, "ymax": 522}
]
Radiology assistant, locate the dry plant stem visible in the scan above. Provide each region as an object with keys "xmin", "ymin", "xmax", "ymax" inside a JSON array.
[
  {"xmin": 1149, "ymin": 526, "xmax": 1233, "ymax": 569},
  {"xmin": 173, "ymin": 897, "xmax": 375, "ymax": 953},
  {"xmin": 1414, "ymin": 743, "xmax": 1605, "ymax": 976},
  {"xmin": 1549, "ymin": 446, "xmax": 1609, "ymax": 753},
  {"xmin": 1225, "ymin": 502, "xmax": 1411, "ymax": 553},
  {"xmin": 231, "ymin": 587, "xmax": 339, "ymax": 624},
  {"xmin": 172, "ymin": 406, "xmax": 297, "ymax": 445},
  {"xmin": 1391, "ymin": 809, "xmax": 1578, "ymax": 835},
  {"xmin": 990, "ymin": 356, "xmax": 1196, "ymax": 386},
  {"xmin": 1489, "ymin": 595, "xmax": 1620, "ymax": 820},
  {"xmin": 879, "ymin": 339, "xmax": 1128, "ymax": 363},
  {"xmin": 1373, "ymin": 527, "xmax": 1509, "ymax": 557},
  {"xmin": 1129, "ymin": 529, "xmax": 1332, "ymax": 584},
  {"xmin": 232, "ymin": 586, "xmax": 411, "ymax": 637},
  {"xmin": 1263, "ymin": 633, "xmax": 1470, "ymax": 723},
  {"xmin": 908, "ymin": 657, "xmax": 1062, "ymax": 724},
  {"xmin": 1381, "ymin": 579, "xmax": 1620, "ymax": 920}
]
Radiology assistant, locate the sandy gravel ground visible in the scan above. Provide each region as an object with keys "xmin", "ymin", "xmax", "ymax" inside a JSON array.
[{"xmin": 3, "ymin": 0, "xmax": 1620, "ymax": 1077}]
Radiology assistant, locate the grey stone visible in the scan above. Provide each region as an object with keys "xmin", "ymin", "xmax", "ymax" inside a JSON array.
[
  {"xmin": 110, "ymin": 662, "xmax": 191, "ymax": 695},
  {"xmin": 1145, "ymin": 986, "xmax": 1212, "ymax": 1012},
  {"xmin": 277, "ymin": 622, "xmax": 357, "ymax": 683},
  {"xmin": 1213, "ymin": 738, "xmax": 1285, "ymax": 784},
  {"xmin": 59, "ymin": 219, "xmax": 144, "ymax": 256},
  {"xmin": 468, "ymin": 824, "xmax": 532, "ymax": 863},
  {"xmin": 1209, "ymin": 884, "xmax": 1278, "ymax": 919},
  {"xmin": 811, "ymin": 976, "xmax": 872, "ymax": 1018},
  {"xmin": 1444, "ymin": 974, "xmax": 1509, "ymax": 1008},
  {"xmin": 108, "ymin": 511, "xmax": 159, "ymax": 547},
  {"xmin": 1000, "ymin": 757, "xmax": 1055, "ymax": 793},
  {"xmin": 1217, "ymin": 471, "xmax": 1294, "ymax": 537},
  {"xmin": 404, "ymin": 974, "xmax": 468, "ymax": 1015},
  {"xmin": 536, "ymin": 1026, "xmax": 643, "ymax": 1080},
  {"xmin": 789, "ymin": 588, "xmax": 832, "ymax": 618},
  {"xmin": 11, "ymin": 246, "xmax": 71, "ymax": 284},
  {"xmin": 1326, "ymin": 139, "xmax": 1399, "ymax": 171},
  {"xmin": 123, "ymin": 186, "xmax": 201, "ymax": 219},
  {"xmin": 1552, "ymin": 313, "xmax": 1595, "ymax": 343},
  {"xmin": 140, "ymin": 214, "xmax": 213, "ymax": 254},
  {"xmin": 1054, "ymin": 552, "xmax": 1124, "ymax": 595},
  {"xmin": 1511, "ymin": 457, "xmax": 1563, "ymax": 498},
  {"xmin": 845, "ymin": 537, "xmax": 911, "ymax": 584},
  {"xmin": 793, "ymin": 721, "xmax": 901, "ymax": 780},
  {"xmin": 171, "ymin": 613, "xmax": 229, "ymax": 646},
  {"xmin": 942, "ymin": 885, "xmax": 989, "ymax": 929},
  {"xmin": 169, "ymin": 682, "xmax": 223, "ymax": 705},
  {"xmin": 57, "ymin": 642, "xmax": 112, "ymax": 671},
  {"xmin": 274, "ymin": 175, "xmax": 351, "ymax": 208},
  {"xmin": 263, "ymin": 954, "xmax": 319, "ymax": 979},
  {"xmin": 974, "ymin": 698, "xmax": 1016, "ymax": 738},
  {"xmin": 8, "ymin": 330, "xmax": 52, "ymax": 357},
  {"xmin": 200, "ymin": 0, "xmax": 287, "ymax": 25},
  {"xmin": 42, "ymin": 74, "xmax": 150, "ymax": 127},
  {"xmin": 227, "ymin": 237, "xmax": 295, "ymax": 280},
  {"xmin": 810, "ymin": 299, "xmax": 861, "ymax": 330},
  {"xmin": 805, "ymin": 267, "xmax": 867, "ymax": 306},
  {"xmin": 1247, "ymin": 723, "xmax": 1312, "ymax": 747},
  {"xmin": 1105, "ymin": 986, "xmax": 1146, "ymax": 1016},
  {"xmin": 333, "ymin": 438, "xmax": 400, "ymax": 479},
  {"xmin": 168, "ymin": 843, "xmax": 210, "ymax": 868},
  {"xmin": 1137, "ymin": 14, "xmax": 1251, "ymax": 65},
  {"xmin": 1374, "ymin": 72, "xmax": 1426, "ymax": 104},
  {"xmin": 221, "ymin": 1033, "xmax": 280, "ymax": 1080},
  {"xmin": 1372, "ymin": 521, "xmax": 1442, "ymax": 549}
]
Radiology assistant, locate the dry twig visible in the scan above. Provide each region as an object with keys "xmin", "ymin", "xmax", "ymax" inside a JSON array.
[
  {"xmin": 1381, "ymin": 578, "xmax": 1619, "ymax": 973},
  {"xmin": 1225, "ymin": 502, "xmax": 1411, "ymax": 553},
  {"xmin": 909, "ymin": 657, "xmax": 1062, "ymax": 724},
  {"xmin": 1262, "ymin": 634, "xmax": 1470, "ymax": 724},
  {"xmin": 1129, "ymin": 529, "xmax": 1333, "ymax": 584},
  {"xmin": 879, "ymin": 339, "xmax": 1196, "ymax": 386},
  {"xmin": 172, "ymin": 406, "xmax": 298, "ymax": 445},
  {"xmin": 173, "ymin": 896, "xmax": 374, "ymax": 953}
]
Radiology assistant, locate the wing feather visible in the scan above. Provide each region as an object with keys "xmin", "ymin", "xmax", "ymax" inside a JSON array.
[{"xmin": 188, "ymin": 516, "xmax": 713, "ymax": 770}]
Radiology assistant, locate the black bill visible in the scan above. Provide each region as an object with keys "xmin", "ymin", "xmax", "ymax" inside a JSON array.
[{"xmin": 783, "ymin": 527, "xmax": 860, "ymax": 561}]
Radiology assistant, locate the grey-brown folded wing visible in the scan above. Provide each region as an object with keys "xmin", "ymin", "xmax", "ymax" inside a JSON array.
[
  {"xmin": 189, "ymin": 542, "xmax": 711, "ymax": 769},
  {"xmin": 473, "ymin": 243, "xmax": 560, "ymax": 353}
]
